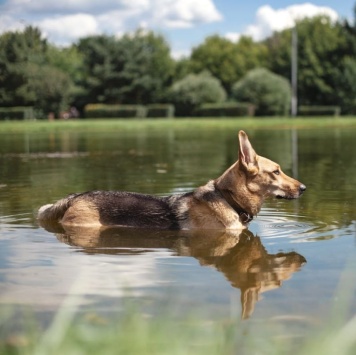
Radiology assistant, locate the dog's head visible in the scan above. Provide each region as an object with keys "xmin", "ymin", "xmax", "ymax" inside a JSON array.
[{"xmin": 238, "ymin": 130, "xmax": 306, "ymax": 200}]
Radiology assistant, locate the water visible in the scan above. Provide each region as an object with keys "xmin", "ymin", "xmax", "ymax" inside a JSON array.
[{"xmin": 0, "ymin": 123, "xmax": 356, "ymax": 341}]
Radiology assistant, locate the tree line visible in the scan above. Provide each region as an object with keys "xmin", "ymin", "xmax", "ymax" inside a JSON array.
[{"xmin": 0, "ymin": 8, "xmax": 356, "ymax": 118}]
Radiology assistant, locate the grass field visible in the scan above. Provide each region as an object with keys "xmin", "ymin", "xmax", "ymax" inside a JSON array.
[{"xmin": 0, "ymin": 116, "xmax": 356, "ymax": 133}]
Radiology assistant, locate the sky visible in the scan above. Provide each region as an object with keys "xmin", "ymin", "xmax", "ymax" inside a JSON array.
[{"xmin": 0, "ymin": 0, "xmax": 355, "ymax": 58}]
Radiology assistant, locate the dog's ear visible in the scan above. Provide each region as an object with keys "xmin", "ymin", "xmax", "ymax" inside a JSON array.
[{"xmin": 238, "ymin": 130, "xmax": 258, "ymax": 175}]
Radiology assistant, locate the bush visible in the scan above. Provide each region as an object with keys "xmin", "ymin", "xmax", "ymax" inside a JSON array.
[
  {"xmin": 0, "ymin": 107, "xmax": 34, "ymax": 120},
  {"xmin": 298, "ymin": 105, "xmax": 340, "ymax": 116},
  {"xmin": 84, "ymin": 104, "xmax": 147, "ymax": 118},
  {"xmin": 146, "ymin": 104, "xmax": 175, "ymax": 118},
  {"xmin": 231, "ymin": 68, "xmax": 291, "ymax": 116},
  {"xmin": 194, "ymin": 102, "xmax": 255, "ymax": 117},
  {"xmin": 169, "ymin": 72, "xmax": 227, "ymax": 116}
]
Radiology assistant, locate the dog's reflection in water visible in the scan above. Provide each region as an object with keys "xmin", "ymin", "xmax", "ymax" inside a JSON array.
[{"xmin": 43, "ymin": 221, "xmax": 306, "ymax": 319}]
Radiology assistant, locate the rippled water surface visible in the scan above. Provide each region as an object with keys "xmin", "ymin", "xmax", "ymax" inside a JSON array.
[{"xmin": 0, "ymin": 122, "xmax": 356, "ymax": 341}]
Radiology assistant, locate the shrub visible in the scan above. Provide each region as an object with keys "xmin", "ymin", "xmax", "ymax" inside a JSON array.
[
  {"xmin": 0, "ymin": 107, "xmax": 34, "ymax": 120},
  {"xmin": 231, "ymin": 68, "xmax": 291, "ymax": 116},
  {"xmin": 298, "ymin": 105, "xmax": 340, "ymax": 116},
  {"xmin": 146, "ymin": 104, "xmax": 175, "ymax": 118},
  {"xmin": 169, "ymin": 72, "xmax": 227, "ymax": 116},
  {"xmin": 84, "ymin": 104, "xmax": 147, "ymax": 118},
  {"xmin": 194, "ymin": 102, "xmax": 255, "ymax": 117}
]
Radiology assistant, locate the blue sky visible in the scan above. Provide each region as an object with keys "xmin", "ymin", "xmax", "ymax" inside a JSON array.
[{"xmin": 0, "ymin": 0, "xmax": 355, "ymax": 57}]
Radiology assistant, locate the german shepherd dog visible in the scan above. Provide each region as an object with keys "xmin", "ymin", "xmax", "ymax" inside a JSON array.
[{"xmin": 37, "ymin": 131, "xmax": 306, "ymax": 230}]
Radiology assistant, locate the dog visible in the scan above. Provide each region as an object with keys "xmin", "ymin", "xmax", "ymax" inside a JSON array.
[{"xmin": 37, "ymin": 130, "xmax": 306, "ymax": 230}]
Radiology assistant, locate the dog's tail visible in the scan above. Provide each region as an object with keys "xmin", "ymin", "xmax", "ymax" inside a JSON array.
[{"xmin": 37, "ymin": 193, "xmax": 79, "ymax": 222}]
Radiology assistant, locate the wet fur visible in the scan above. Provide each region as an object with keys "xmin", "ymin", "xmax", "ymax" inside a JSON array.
[{"xmin": 37, "ymin": 131, "xmax": 306, "ymax": 230}]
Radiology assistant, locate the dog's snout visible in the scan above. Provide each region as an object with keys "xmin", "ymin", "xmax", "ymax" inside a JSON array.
[{"xmin": 299, "ymin": 184, "xmax": 306, "ymax": 194}]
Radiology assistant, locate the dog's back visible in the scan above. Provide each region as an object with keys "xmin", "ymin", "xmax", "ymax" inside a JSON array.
[{"xmin": 37, "ymin": 191, "xmax": 188, "ymax": 229}]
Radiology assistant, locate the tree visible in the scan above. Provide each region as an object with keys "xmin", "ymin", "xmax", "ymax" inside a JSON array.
[
  {"xmin": 23, "ymin": 64, "xmax": 73, "ymax": 115},
  {"xmin": 0, "ymin": 26, "xmax": 74, "ymax": 116},
  {"xmin": 334, "ymin": 57, "xmax": 356, "ymax": 113},
  {"xmin": 190, "ymin": 35, "xmax": 268, "ymax": 94},
  {"xmin": 77, "ymin": 30, "xmax": 174, "ymax": 105},
  {"xmin": 231, "ymin": 68, "xmax": 291, "ymax": 116},
  {"xmin": 116, "ymin": 30, "xmax": 174, "ymax": 104},
  {"xmin": 336, "ymin": 4, "xmax": 356, "ymax": 113},
  {"xmin": 46, "ymin": 44, "xmax": 85, "ymax": 105},
  {"xmin": 76, "ymin": 34, "xmax": 119, "ymax": 105},
  {"xmin": 169, "ymin": 72, "xmax": 227, "ymax": 116},
  {"xmin": 266, "ymin": 16, "xmax": 349, "ymax": 109},
  {"xmin": 0, "ymin": 26, "xmax": 47, "ymax": 105},
  {"xmin": 172, "ymin": 57, "xmax": 193, "ymax": 82}
]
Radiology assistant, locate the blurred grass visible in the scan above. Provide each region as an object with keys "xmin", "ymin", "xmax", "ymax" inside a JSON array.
[
  {"xmin": 1, "ymin": 262, "xmax": 356, "ymax": 355},
  {"xmin": 0, "ymin": 117, "xmax": 356, "ymax": 133},
  {"xmin": 1, "ymin": 302, "xmax": 356, "ymax": 355}
]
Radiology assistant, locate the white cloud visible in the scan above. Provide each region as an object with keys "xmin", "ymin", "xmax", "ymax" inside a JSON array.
[
  {"xmin": 0, "ymin": 15, "xmax": 26, "ymax": 33},
  {"xmin": 3, "ymin": 0, "xmax": 150, "ymax": 15},
  {"xmin": 226, "ymin": 3, "xmax": 339, "ymax": 42},
  {"xmin": 96, "ymin": 5, "xmax": 151, "ymax": 34},
  {"xmin": 225, "ymin": 32, "xmax": 241, "ymax": 43},
  {"xmin": 171, "ymin": 48, "xmax": 191, "ymax": 59},
  {"xmin": 0, "ymin": 0, "xmax": 222, "ymax": 45},
  {"xmin": 152, "ymin": 0, "xmax": 222, "ymax": 28},
  {"xmin": 37, "ymin": 14, "xmax": 99, "ymax": 45}
]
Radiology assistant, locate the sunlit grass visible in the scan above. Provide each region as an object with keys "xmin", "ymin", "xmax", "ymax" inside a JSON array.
[{"xmin": 0, "ymin": 116, "xmax": 356, "ymax": 133}]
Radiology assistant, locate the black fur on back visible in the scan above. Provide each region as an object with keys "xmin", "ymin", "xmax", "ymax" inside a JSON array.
[{"xmin": 77, "ymin": 191, "xmax": 189, "ymax": 229}]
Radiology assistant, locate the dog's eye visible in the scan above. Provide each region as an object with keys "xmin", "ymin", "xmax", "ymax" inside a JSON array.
[{"xmin": 273, "ymin": 170, "xmax": 280, "ymax": 175}]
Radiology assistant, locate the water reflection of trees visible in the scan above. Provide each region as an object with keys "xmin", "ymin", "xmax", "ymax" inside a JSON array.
[{"xmin": 45, "ymin": 223, "xmax": 306, "ymax": 319}]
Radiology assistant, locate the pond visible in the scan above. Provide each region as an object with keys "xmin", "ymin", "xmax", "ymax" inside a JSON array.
[{"xmin": 0, "ymin": 121, "xmax": 356, "ymax": 349}]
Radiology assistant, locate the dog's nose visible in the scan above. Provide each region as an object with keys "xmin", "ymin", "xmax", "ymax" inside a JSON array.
[{"xmin": 299, "ymin": 184, "xmax": 306, "ymax": 194}]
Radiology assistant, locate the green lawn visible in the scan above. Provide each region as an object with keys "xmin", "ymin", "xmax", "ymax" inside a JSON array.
[{"xmin": 0, "ymin": 116, "xmax": 356, "ymax": 133}]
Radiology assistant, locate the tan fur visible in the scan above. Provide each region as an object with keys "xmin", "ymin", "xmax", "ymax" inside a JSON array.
[
  {"xmin": 185, "ymin": 181, "xmax": 244, "ymax": 229},
  {"xmin": 61, "ymin": 200, "xmax": 101, "ymax": 227},
  {"xmin": 182, "ymin": 131, "xmax": 305, "ymax": 230}
]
